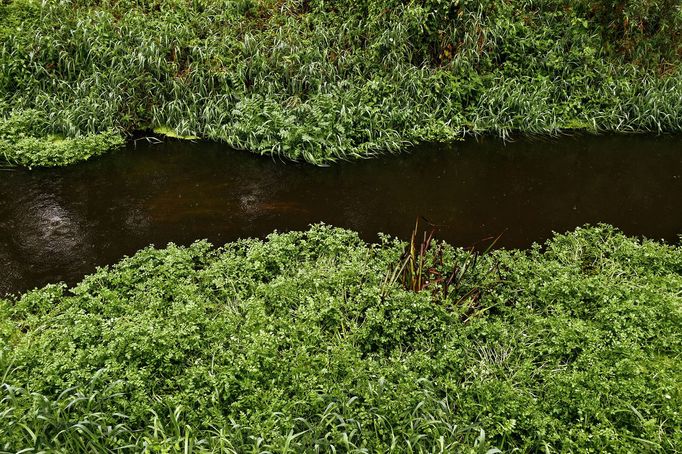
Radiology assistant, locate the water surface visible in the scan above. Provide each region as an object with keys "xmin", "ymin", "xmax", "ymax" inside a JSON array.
[{"xmin": 1, "ymin": 135, "xmax": 681, "ymax": 295}]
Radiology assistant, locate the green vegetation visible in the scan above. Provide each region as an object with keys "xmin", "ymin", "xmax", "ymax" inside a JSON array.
[
  {"xmin": 1, "ymin": 0, "xmax": 681, "ymax": 166},
  {"xmin": 1, "ymin": 224, "xmax": 680, "ymax": 452},
  {"xmin": 0, "ymin": 109, "xmax": 124, "ymax": 167}
]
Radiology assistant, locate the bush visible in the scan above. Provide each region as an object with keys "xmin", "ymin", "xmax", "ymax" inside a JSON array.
[
  {"xmin": 1, "ymin": 224, "xmax": 680, "ymax": 451},
  {"xmin": 0, "ymin": 109, "xmax": 124, "ymax": 167}
]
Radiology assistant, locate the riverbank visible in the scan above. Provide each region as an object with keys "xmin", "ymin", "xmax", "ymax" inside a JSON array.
[
  {"xmin": 1, "ymin": 224, "xmax": 680, "ymax": 451},
  {"xmin": 1, "ymin": 0, "xmax": 681, "ymax": 167}
]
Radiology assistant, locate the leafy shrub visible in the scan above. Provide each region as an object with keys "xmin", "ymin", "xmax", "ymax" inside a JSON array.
[
  {"xmin": 0, "ymin": 109, "xmax": 124, "ymax": 167},
  {"xmin": 1, "ymin": 224, "xmax": 680, "ymax": 451}
]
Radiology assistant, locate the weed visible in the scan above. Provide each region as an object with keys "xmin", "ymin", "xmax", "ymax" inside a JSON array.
[
  {"xmin": 0, "ymin": 224, "xmax": 680, "ymax": 451},
  {"xmin": 1, "ymin": 0, "xmax": 681, "ymax": 166}
]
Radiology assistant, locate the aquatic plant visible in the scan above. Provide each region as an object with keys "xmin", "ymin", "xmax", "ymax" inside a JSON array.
[
  {"xmin": 0, "ymin": 0, "xmax": 681, "ymax": 166},
  {"xmin": 391, "ymin": 218, "xmax": 501, "ymax": 307},
  {"xmin": 0, "ymin": 224, "xmax": 680, "ymax": 451}
]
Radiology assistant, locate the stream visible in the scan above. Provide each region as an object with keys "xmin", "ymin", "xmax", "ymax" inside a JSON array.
[{"xmin": 1, "ymin": 134, "xmax": 680, "ymax": 295}]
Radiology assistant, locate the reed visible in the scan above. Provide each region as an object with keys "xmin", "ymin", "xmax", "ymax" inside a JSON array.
[{"xmin": 387, "ymin": 218, "xmax": 501, "ymax": 314}]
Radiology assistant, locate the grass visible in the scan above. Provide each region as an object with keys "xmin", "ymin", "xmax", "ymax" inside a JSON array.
[
  {"xmin": 0, "ymin": 0, "xmax": 681, "ymax": 166},
  {"xmin": 0, "ymin": 224, "xmax": 680, "ymax": 451}
]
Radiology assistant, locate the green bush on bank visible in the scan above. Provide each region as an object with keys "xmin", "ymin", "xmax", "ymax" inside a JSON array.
[
  {"xmin": 0, "ymin": 0, "xmax": 681, "ymax": 166},
  {"xmin": 0, "ymin": 109, "xmax": 124, "ymax": 167},
  {"xmin": 1, "ymin": 225, "xmax": 680, "ymax": 452}
]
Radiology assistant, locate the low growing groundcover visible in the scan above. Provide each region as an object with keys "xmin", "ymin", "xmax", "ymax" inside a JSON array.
[
  {"xmin": 0, "ymin": 224, "xmax": 680, "ymax": 452},
  {"xmin": 1, "ymin": 0, "xmax": 682, "ymax": 166}
]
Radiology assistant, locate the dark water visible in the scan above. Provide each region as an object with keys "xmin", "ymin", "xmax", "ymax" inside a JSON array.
[{"xmin": 1, "ymin": 135, "xmax": 681, "ymax": 295}]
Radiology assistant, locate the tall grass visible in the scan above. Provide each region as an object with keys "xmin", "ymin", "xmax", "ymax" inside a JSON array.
[
  {"xmin": 0, "ymin": 378, "xmax": 499, "ymax": 452},
  {"xmin": 1, "ymin": 0, "xmax": 681, "ymax": 166}
]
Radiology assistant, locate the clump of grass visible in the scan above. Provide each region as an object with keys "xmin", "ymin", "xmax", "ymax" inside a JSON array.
[
  {"xmin": 0, "ymin": 224, "xmax": 680, "ymax": 451},
  {"xmin": 1, "ymin": 0, "xmax": 681, "ymax": 166},
  {"xmin": 388, "ymin": 218, "xmax": 501, "ymax": 310}
]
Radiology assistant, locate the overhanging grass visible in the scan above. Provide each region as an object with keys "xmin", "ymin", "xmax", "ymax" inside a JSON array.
[
  {"xmin": 1, "ymin": 224, "xmax": 680, "ymax": 452},
  {"xmin": 1, "ymin": 0, "xmax": 681, "ymax": 166}
]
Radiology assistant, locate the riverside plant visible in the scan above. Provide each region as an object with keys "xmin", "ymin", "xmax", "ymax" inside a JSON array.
[
  {"xmin": 382, "ymin": 218, "xmax": 502, "ymax": 323},
  {"xmin": 0, "ymin": 376, "xmax": 500, "ymax": 453},
  {"xmin": 1, "ymin": 0, "xmax": 681, "ymax": 166},
  {"xmin": 0, "ymin": 224, "xmax": 680, "ymax": 452}
]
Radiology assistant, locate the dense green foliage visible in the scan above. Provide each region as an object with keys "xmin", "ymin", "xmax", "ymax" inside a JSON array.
[
  {"xmin": 0, "ymin": 109, "xmax": 124, "ymax": 167},
  {"xmin": 1, "ymin": 225, "xmax": 680, "ymax": 452},
  {"xmin": 1, "ymin": 0, "xmax": 681, "ymax": 166}
]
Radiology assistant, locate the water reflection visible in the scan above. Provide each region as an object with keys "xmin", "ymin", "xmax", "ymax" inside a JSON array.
[{"xmin": 1, "ymin": 134, "xmax": 680, "ymax": 295}]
